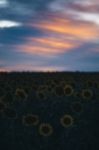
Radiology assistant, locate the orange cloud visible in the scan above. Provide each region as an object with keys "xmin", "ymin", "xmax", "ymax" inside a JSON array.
[
  {"xmin": 16, "ymin": 36, "xmax": 79, "ymax": 55},
  {"xmin": 16, "ymin": 13, "xmax": 98, "ymax": 56},
  {"xmin": 30, "ymin": 16, "xmax": 98, "ymax": 40}
]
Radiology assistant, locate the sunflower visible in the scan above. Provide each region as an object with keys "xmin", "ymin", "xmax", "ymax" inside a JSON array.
[
  {"xmin": 64, "ymin": 85, "xmax": 74, "ymax": 96},
  {"xmin": 15, "ymin": 88, "xmax": 28, "ymax": 100},
  {"xmin": 36, "ymin": 90, "xmax": 47, "ymax": 100},
  {"xmin": 23, "ymin": 114, "xmax": 39, "ymax": 126},
  {"xmin": 81, "ymin": 89, "xmax": 93, "ymax": 100},
  {"xmin": 60, "ymin": 114, "xmax": 74, "ymax": 128},
  {"xmin": 39, "ymin": 123, "xmax": 53, "ymax": 136}
]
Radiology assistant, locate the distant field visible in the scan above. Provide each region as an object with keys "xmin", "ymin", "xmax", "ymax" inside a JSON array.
[{"xmin": 0, "ymin": 72, "xmax": 99, "ymax": 150}]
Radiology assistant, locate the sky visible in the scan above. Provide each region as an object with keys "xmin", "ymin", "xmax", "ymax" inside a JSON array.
[{"xmin": 0, "ymin": 0, "xmax": 99, "ymax": 72}]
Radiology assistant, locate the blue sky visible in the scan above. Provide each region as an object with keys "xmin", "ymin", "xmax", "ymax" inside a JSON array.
[{"xmin": 0, "ymin": 0, "xmax": 99, "ymax": 72}]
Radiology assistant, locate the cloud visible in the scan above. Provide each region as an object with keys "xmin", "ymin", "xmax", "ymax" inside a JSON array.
[
  {"xmin": 8, "ymin": 1, "xmax": 35, "ymax": 16},
  {"xmin": 0, "ymin": 0, "xmax": 99, "ymax": 72},
  {"xmin": 13, "ymin": 9, "xmax": 98, "ymax": 56},
  {"xmin": 0, "ymin": 0, "xmax": 50, "ymax": 21},
  {"xmin": 0, "ymin": 0, "xmax": 36, "ymax": 23},
  {"xmin": 49, "ymin": 0, "xmax": 99, "ymax": 26},
  {"xmin": 72, "ymin": 12, "xmax": 99, "ymax": 25},
  {"xmin": 0, "ymin": 20, "xmax": 22, "ymax": 28},
  {"xmin": 0, "ymin": 25, "xmax": 41, "ymax": 46},
  {"xmin": 15, "ymin": 34, "xmax": 79, "ymax": 55},
  {"xmin": 0, "ymin": 0, "xmax": 8, "ymax": 8},
  {"xmin": 30, "ymin": 15, "xmax": 98, "ymax": 40}
]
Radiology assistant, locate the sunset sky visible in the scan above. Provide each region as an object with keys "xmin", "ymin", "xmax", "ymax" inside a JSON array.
[{"xmin": 0, "ymin": 0, "xmax": 99, "ymax": 72}]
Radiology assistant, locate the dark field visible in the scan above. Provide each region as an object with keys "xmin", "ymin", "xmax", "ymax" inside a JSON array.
[{"xmin": 0, "ymin": 72, "xmax": 99, "ymax": 150}]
